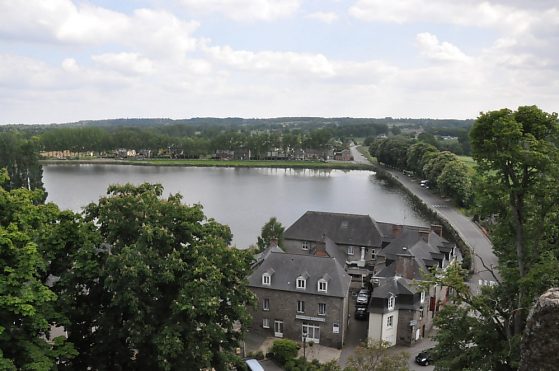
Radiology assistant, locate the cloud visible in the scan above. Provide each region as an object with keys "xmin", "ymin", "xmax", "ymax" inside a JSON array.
[
  {"xmin": 349, "ymin": 0, "xmax": 535, "ymax": 33},
  {"xmin": 92, "ymin": 53, "xmax": 154, "ymax": 75},
  {"xmin": 416, "ymin": 32, "xmax": 471, "ymax": 62},
  {"xmin": 307, "ymin": 11, "xmax": 339, "ymax": 23},
  {"xmin": 179, "ymin": 0, "xmax": 300, "ymax": 21}
]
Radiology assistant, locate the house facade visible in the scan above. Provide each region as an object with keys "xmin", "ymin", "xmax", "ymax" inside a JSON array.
[{"xmin": 247, "ymin": 249, "xmax": 351, "ymax": 348}]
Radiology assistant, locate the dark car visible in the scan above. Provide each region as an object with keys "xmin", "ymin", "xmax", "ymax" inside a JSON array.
[
  {"xmin": 354, "ymin": 306, "xmax": 368, "ymax": 320},
  {"xmin": 356, "ymin": 288, "xmax": 370, "ymax": 305},
  {"xmin": 415, "ymin": 349, "xmax": 434, "ymax": 366}
]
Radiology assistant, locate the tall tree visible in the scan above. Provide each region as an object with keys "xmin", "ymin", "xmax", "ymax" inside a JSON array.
[
  {"xmin": 59, "ymin": 183, "xmax": 255, "ymax": 370},
  {"xmin": 256, "ymin": 217, "xmax": 285, "ymax": 251},
  {"xmin": 0, "ymin": 169, "xmax": 77, "ymax": 370}
]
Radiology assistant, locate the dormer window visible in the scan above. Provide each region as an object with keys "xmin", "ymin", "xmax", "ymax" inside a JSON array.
[
  {"xmin": 296, "ymin": 276, "xmax": 307, "ymax": 289},
  {"xmin": 420, "ymin": 291, "xmax": 426, "ymax": 303},
  {"xmin": 388, "ymin": 295, "xmax": 395, "ymax": 311},
  {"xmin": 302, "ymin": 241, "xmax": 309, "ymax": 250},
  {"xmin": 318, "ymin": 279, "xmax": 328, "ymax": 293},
  {"xmin": 262, "ymin": 273, "xmax": 271, "ymax": 286}
]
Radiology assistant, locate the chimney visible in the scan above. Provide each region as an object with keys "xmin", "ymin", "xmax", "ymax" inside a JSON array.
[
  {"xmin": 418, "ymin": 229, "xmax": 429, "ymax": 242},
  {"xmin": 312, "ymin": 240, "xmax": 329, "ymax": 257},
  {"xmin": 392, "ymin": 224, "xmax": 403, "ymax": 237},
  {"xmin": 431, "ymin": 224, "xmax": 443, "ymax": 237},
  {"xmin": 395, "ymin": 252, "xmax": 415, "ymax": 280}
]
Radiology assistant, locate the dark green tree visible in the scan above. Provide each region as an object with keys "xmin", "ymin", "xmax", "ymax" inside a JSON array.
[
  {"xmin": 60, "ymin": 183, "xmax": 255, "ymax": 370},
  {"xmin": 344, "ymin": 340, "xmax": 408, "ymax": 371},
  {"xmin": 256, "ymin": 217, "xmax": 285, "ymax": 251}
]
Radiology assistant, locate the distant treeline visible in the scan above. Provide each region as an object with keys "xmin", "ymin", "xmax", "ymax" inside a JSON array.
[{"xmin": 1, "ymin": 117, "xmax": 473, "ymax": 157}]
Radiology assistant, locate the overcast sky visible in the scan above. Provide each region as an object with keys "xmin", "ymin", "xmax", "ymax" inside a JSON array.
[{"xmin": 1, "ymin": 0, "xmax": 558, "ymax": 124}]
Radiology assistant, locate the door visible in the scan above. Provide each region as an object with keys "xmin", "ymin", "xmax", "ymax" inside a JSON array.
[
  {"xmin": 302, "ymin": 323, "xmax": 320, "ymax": 344},
  {"xmin": 274, "ymin": 320, "xmax": 284, "ymax": 338}
]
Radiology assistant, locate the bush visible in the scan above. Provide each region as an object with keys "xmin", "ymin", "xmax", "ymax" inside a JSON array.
[{"xmin": 270, "ymin": 339, "xmax": 300, "ymax": 365}]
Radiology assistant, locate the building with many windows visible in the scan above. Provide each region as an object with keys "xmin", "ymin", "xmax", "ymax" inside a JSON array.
[{"xmin": 247, "ymin": 247, "xmax": 351, "ymax": 348}]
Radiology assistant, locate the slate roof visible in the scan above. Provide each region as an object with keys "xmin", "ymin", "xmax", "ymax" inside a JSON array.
[
  {"xmin": 248, "ymin": 251, "xmax": 351, "ymax": 298},
  {"xmin": 284, "ymin": 211, "xmax": 384, "ymax": 247},
  {"xmin": 371, "ymin": 276, "xmax": 418, "ymax": 298}
]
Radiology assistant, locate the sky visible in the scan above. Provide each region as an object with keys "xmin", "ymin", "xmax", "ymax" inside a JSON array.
[{"xmin": 0, "ymin": 0, "xmax": 558, "ymax": 124}]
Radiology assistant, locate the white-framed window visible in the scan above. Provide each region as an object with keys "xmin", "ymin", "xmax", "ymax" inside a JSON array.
[
  {"xmin": 420, "ymin": 291, "xmax": 426, "ymax": 303},
  {"xmin": 318, "ymin": 303, "xmax": 326, "ymax": 316},
  {"xmin": 419, "ymin": 307, "xmax": 424, "ymax": 320},
  {"xmin": 263, "ymin": 318, "xmax": 270, "ymax": 328},
  {"xmin": 297, "ymin": 300, "xmax": 305, "ymax": 313},
  {"xmin": 318, "ymin": 279, "xmax": 328, "ymax": 292},
  {"xmin": 296, "ymin": 276, "xmax": 306, "ymax": 289},
  {"xmin": 347, "ymin": 246, "xmax": 354, "ymax": 255},
  {"xmin": 262, "ymin": 273, "xmax": 271, "ymax": 286},
  {"xmin": 388, "ymin": 295, "xmax": 395, "ymax": 311},
  {"xmin": 387, "ymin": 315, "xmax": 393, "ymax": 328},
  {"xmin": 263, "ymin": 298, "xmax": 270, "ymax": 311},
  {"xmin": 302, "ymin": 241, "xmax": 310, "ymax": 250}
]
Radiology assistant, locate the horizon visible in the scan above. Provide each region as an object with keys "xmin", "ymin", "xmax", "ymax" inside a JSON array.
[{"xmin": 1, "ymin": 1, "xmax": 558, "ymax": 124}]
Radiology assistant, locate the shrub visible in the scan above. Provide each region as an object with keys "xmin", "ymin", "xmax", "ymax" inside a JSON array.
[{"xmin": 270, "ymin": 339, "xmax": 300, "ymax": 365}]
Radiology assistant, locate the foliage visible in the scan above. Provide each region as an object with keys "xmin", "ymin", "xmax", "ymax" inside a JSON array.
[
  {"xmin": 437, "ymin": 159, "xmax": 473, "ymax": 206},
  {"xmin": 0, "ymin": 132, "xmax": 45, "ymax": 197},
  {"xmin": 422, "ymin": 151, "xmax": 456, "ymax": 187},
  {"xmin": 0, "ymin": 173, "xmax": 77, "ymax": 370},
  {"xmin": 344, "ymin": 340, "xmax": 408, "ymax": 371},
  {"xmin": 270, "ymin": 339, "xmax": 300, "ymax": 365},
  {"xmin": 284, "ymin": 357, "xmax": 341, "ymax": 371},
  {"xmin": 256, "ymin": 217, "xmax": 285, "ymax": 251},
  {"xmin": 431, "ymin": 106, "xmax": 559, "ymax": 370},
  {"xmin": 58, "ymin": 183, "xmax": 255, "ymax": 370},
  {"xmin": 406, "ymin": 142, "xmax": 438, "ymax": 176},
  {"xmin": 370, "ymin": 136, "xmax": 414, "ymax": 170}
]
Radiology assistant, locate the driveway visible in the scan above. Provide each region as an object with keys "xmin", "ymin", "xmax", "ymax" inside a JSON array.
[{"xmin": 338, "ymin": 292, "xmax": 370, "ymax": 367}]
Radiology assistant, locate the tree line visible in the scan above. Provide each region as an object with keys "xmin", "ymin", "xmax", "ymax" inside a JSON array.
[{"xmin": 369, "ymin": 136, "xmax": 473, "ymax": 207}]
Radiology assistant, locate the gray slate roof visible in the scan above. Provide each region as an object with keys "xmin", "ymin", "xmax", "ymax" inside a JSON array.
[
  {"xmin": 284, "ymin": 211, "xmax": 384, "ymax": 247},
  {"xmin": 248, "ymin": 251, "xmax": 351, "ymax": 298}
]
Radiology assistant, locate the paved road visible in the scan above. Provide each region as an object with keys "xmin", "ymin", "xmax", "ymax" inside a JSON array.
[{"xmin": 350, "ymin": 144, "xmax": 499, "ymax": 292}]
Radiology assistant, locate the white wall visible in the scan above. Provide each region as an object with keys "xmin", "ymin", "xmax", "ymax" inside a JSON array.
[{"xmin": 367, "ymin": 310, "xmax": 399, "ymax": 346}]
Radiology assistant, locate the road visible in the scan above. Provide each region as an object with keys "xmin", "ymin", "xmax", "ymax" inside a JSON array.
[{"xmin": 350, "ymin": 144, "xmax": 499, "ymax": 293}]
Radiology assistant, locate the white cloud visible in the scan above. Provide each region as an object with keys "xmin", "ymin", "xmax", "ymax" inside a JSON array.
[
  {"xmin": 416, "ymin": 32, "xmax": 471, "ymax": 62},
  {"xmin": 179, "ymin": 0, "xmax": 300, "ymax": 21},
  {"xmin": 307, "ymin": 11, "xmax": 339, "ymax": 23},
  {"xmin": 205, "ymin": 45, "xmax": 336, "ymax": 78},
  {"xmin": 92, "ymin": 53, "xmax": 154, "ymax": 75},
  {"xmin": 349, "ymin": 0, "xmax": 535, "ymax": 33}
]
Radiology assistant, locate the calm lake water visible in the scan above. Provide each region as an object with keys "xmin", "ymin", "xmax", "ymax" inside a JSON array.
[{"xmin": 43, "ymin": 164, "xmax": 428, "ymax": 248}]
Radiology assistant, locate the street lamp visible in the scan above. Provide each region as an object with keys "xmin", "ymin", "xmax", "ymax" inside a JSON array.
[{"xmin": 302, "ymin": 331, "xmax": 308, "ymax": 360}]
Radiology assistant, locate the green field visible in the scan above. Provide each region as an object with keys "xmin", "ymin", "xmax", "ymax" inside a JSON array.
[{"xmin": 41, "ymin": 158, "xmax": 374, "ymax": 171}]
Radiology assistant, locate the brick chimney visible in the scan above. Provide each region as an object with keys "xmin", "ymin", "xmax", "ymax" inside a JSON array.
[
  {"xmin": 431, "ymin": 224, "xmax": 443, "ymax": 237},
  {"xmin": 392, "ymin": 224, "xmax": 403, "ymax": 238},
  {"xmin": 312, "ymin": 240, "xmax": 329, "ymax": 257},
  {"xmin": 418, "ymin": 229, "xmax": 430, "ymax": 242},
  {"xmin": 395, "ymin": 249, "xmax": 415, "ymax": 280}
]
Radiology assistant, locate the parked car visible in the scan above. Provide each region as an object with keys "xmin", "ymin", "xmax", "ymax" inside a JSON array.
[
  {"xmin": 356, "ymin": 288, "xmax": 370, "ymax": 305},
  {"xmin": 354, "ymin": 306, "xmax": 368, "ymax": 320},
  {"xmin": 245, "ymin": 359, "xmax": 265, "ymax": 371},
  {"xmin": 415, "ymin": 349, "xmax": 434, "ymax": 366},
  {"xmin": 420, "ymin": 180, "xmax": 429, "ymax": 188}
]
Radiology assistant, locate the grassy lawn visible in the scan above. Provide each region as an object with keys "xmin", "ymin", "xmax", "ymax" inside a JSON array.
[{"xmin": 41, "ymin": 158, "xmax": 374, "ymax": 171}]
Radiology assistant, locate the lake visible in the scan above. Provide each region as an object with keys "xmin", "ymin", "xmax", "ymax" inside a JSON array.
[{"xmin": 42, "ymin": 164, "xmax": 428, "ymax": 248}]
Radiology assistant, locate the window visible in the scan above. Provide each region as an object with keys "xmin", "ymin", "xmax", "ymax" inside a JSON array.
[
  {"xmin": 420, "ymin": 291, "xmax": 426, "ymax": 303},
  {"xmin": 297, "ymin": 300, "xmax": 305, "ymax": 313},
  {"xmin": 263, "ymin": 318, "xmax": 270, "ymax": 328},
  {"xmin": 371, "ymin": 248, "xmax": 376, "ymax": 259},
  {"xmin": 388, "ymin": 295, "xmax": 395, "ymax": 311},
  {"xmin": 387, "ymin": 315, "xmax": 393, "ymax": 328},
  {"xmin": 347, "ymin": 246, "xmax": 354, "ymax": 255},
  {"xmin": 262, "ymin": 273, "xmax": 271, "ymax": 286},
  {"xmin": 263, "ymin": 298, "xmax": 270, "ymax": 311},
  {"xmin": 296, "ymin": 276, "xmax": 306, "ymax": 289},
  {"xmin": 302, "ymin": 241, "xmax": 309, "ymax": 250},
  {"xmin": 333, "ymin": 323, "xmax": 340, "ymax": 334},
  {"xmin": 419, "ymin": 307, "xmax": 424, "ymax": 320},
  {"xmin": 318, "ymin": 303, "xmax": 326, "ymax": 316},
  {"xmin": 318, "ymin": 279, "xmax": 328, "ymax": 292}
]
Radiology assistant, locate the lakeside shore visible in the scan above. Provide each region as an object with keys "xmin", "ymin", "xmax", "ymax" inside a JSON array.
[{"xmin": 40, "ymin": 158, "xmax": 375, "ymax": 171}]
